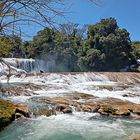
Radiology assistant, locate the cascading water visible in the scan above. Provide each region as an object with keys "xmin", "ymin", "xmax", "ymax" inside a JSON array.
[
  {"xmin": 0, "ymin": 59, "xmax": 140, "ymax": 140},
  {"xmin": 34, "ymin": 59, "xmax": 56, "ymax": 72},
  {"xmin": 1, "ymin": 58, "xmax": 36, "ymax": 72},
  {"xmin": 0, "ymin": 58, "xmax": 55, "ymax": 73}
]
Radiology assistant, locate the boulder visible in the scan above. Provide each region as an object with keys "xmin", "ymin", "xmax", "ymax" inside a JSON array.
[
  {"xmin": 56, "ymin": 104, "xmax": 72, "ymax": 114},
  {"xmin": 81, "ymin": 104, "xmax": 93, "ymax": 112},
  {"xmin": 15, "ymin": 104, "xmax": 30, "ymax": 118},
  {"xmin": 15, "ymin": 113, "xmax": 24, "ymax": 119},
  {"xmin": 0, "ymin": 86, "xmax": 34, "ymax": 96},
  {"xmin": 70, "ymin": 92, "xmax": 97, "ymax": 100},
  {"xmin": 0, "ymin": 99, "xmax": 30, "ymax": 131},
  {"xmin": 56, "ymin": 104, "xmax": 69, "ymax": 111},
  {"xmin": 28, "ymin": 95, "xmax": 140, "ymax": 119},
  {"xmin": 132, "ymin": 134, "xmax": 140, "ymax": 140},
  {"xmin": 95, "ymin": 98, "xmax": 140, "ymax": 117},
  {"xmin": 34, "ymin": 109, "xmax": 56, "ymax": 117},
  {"xmin": 0, "ymin": 99, "xmax": 16, "ymax": 131},
  {"xmin": 62, "ymin": 107, "xmax": 72, "ymax": 114}
]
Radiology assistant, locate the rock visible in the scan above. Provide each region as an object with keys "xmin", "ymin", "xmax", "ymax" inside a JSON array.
[
  {"xmin": 98, "ymin": 105, "xmax": 118, "ymax": 116},
  {"xmin": 56, "ymin": 104, "xmax": 68, "ymax": 111},
  {"xmin": 0, "ymin": 99, "xmax": 31, "ymax": 131},
  {"xmin": 15, "ymin": 113, "xmax": 24, "ymax": 119},
  {"xmin": 92, "ymin": 105, "xmax": 100, "ymax": 113},
  {"xmin": 15, "ymin": 104, "xmax": 30, "ymax": 118},
  {"xmin": 0, "ymin": 99, "xmax": 16, "ymax": 131},
  {"xmin": 51, "ymin": 97, "xmax": 74, "ymax": 105},
  {"xmin": 122, "ymin": 93, "xmax": 140, "ymax": 97},
  {"xmin": 98, "ymin": 85, "xmax": 114, "ymax": 91},
  {"xmin": 70, "ymin": 92, "xmax": 97, "ymax": 100},
  {"xmin": 34, "ymin": 109, "xmax": 56, "ymax": 117},
  {"xmin": 81, "ymin": 105, "xmax": 93, "ymax": 112},
  {"xmin": 104, "ymin": 72, "xmax": 140, "ymax": 84},
  {"xmin": 95, "ymin": 98, "xmax": 140, "ymax": 117},
  {"xmin": 62, "ymin": 107, "xmax": 72, "ymax": 114},
  {"xmin": 0, "ymin": 86, "xmax": 34, "ymax": 96},
  {"xmin": 56, "ymin": 104, "xmax": 72, "ymax": 113},
  {"xmin": 30, "ymin": 95, "xmax": 140, "ymax": 119},
  {"xmin": 132, "ymin": 134, "xmax": 140, "ymax": 140}
]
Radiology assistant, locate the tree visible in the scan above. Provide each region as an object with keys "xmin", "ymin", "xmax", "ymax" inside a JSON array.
[
  {"xmin": 78, "ymin": 49, "xmax": 106, "ymax": 71},
  {"xmin": 78, "ymin": 17, "xmax": 136, "ymax": 71},
  {"xmin": 24, "ymin": 18, "xmax": 137, "ymax": 72},
  {"xmin": 0, "ymin": 0, "xmax": 64, "ymax": 36},
  {"xmin": 0, "ymin": 36, "xmax": 13, "ymax": 57},
  {"xmin": 23, "ymin": 24, "xmax": 84, "ymax": 72},
  {"xmin": 0, "ymin": 35, "xmax": 23, "ymax": 57},
  {"xmin": 132, "ymin": 42, "xmax": 140, "ymax": 59}
]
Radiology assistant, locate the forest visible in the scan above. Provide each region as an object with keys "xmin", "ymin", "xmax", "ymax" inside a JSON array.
[{"xmin": 0, "ymin": 17, "xmax": 140, "ymax": 72}]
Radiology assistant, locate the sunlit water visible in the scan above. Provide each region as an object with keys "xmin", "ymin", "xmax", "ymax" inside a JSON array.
[
  {"xmin": 0, "ymin": 113, "xmax": 140, "ymax": 140},
  {"xmin": 0, "ymin": 72, "xmax": 140, "ymax": 140}
]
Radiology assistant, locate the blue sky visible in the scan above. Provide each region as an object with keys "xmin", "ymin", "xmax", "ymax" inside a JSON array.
[
  {"xmin": 25, "ymin": 0, "xmax": 140, "ymax": 41},
  {"xmin": 67, "ymin": 0, "xmax": 140, "ymax": 41}
]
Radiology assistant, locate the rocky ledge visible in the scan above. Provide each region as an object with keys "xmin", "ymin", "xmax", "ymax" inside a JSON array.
[
  {"xmin": 0, "ymin": 83, "xmax": 40, "ymax": 97},
  {"xmin": 132, "ymin": 134, "xmax": 140, "ymax": 140},
  {"xmin": 0, "ymin": 92, "xmax": 140, "ymax": 133},
  {"xmin": 32, "ymin": 93, "xmax": 140, "ymax": 119},
  {"xmin": 0, "ymin": 99, "xmax": 30, "ymax": 131}
]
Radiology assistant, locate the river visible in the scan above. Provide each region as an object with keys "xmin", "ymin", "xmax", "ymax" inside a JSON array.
[{"xmin": 0, "ymin": 59, "xmax": 140, "ymax": 140}]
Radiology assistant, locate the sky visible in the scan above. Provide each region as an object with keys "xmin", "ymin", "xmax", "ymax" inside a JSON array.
[{"xmin": 25, "ymin": 0, "xmax": 140, "ymax": 41}]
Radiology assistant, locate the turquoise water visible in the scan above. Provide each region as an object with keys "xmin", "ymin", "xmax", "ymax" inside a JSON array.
[
  {"xmin": 0, "ymin": 72, "xmax": 140, "ymax": 140},
  {"xmin": 0, "ymin": 112, "xmax": 140, "ymax": 140}
]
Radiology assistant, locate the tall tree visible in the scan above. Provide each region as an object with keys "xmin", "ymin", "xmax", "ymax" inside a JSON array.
[
  {"xmin": 78, "ymin": 18, "xmax": 136, "ymax": 71},
  {"xmin": 132, "ymin": 42, "xmax": 140, "ymax": 59}
]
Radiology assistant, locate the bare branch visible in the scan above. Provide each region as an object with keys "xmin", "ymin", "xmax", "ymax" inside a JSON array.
[{"xmin": 0, "ymin": 0, "xmax": 98, "ymax": 37}]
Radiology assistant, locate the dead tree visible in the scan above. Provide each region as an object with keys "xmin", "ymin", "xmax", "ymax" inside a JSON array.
[
  {"xmin": 0, "ymin": 0, "xmax": 98, "ymax": 37},
  {"xmin": 0, "ymin": 0, "xmax": 67, "ymax": 36}
]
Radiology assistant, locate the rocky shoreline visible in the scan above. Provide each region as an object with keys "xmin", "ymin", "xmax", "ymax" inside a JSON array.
[
  {"xmin": 0, "ymin": 99, "xmax": 30, "ymax": 131},
  {"xmin": 1, "ymin": 93, "xmax": 140, "ymax": 133},
  {"xmin": 31, "ymin": 93, "xmax": 140, "ymax": 119}
]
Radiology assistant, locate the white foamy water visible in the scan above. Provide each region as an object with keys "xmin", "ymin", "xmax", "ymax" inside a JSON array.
[
  {"xmin": 0, "ymin": 72, "xmax": 140, "ymax": 104},
  {"xmin": 0, "ymin": 112, "xmax": 140, "ymax": 140},
  {"xmin": 2, "ymin": 58, "xmax": 35, "ymax": 72}
]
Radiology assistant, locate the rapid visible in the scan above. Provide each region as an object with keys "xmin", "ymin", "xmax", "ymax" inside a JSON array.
[{"xmin": 0, "ymin": 58, "xmax": 140, "ymax": 140}]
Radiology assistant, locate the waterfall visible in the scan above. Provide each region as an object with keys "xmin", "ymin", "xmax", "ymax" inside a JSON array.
[
  {"xmin": 0, "ymin": 58, "xmax": 36, "ymax": 73},
  {"xmin": 34, "ymin": 59, "xmax": 56, "ymax": 72},
  {"xmin": 16, "ymin": 58, "xmax": 35, "ymax": 72},
  {"xmin": 0, "ymin": 58, "xmax": 55, "ymax": 74}
]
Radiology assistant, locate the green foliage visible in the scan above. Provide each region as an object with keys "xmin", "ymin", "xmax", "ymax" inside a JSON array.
[
  {"xmin": 0, "ymin": 18, "xmax": 137, "ymax": 72},
  {"xmin": 10, "ymin": 35, "xmax": 23, "ymax": 58},
  {"xmin": 0, "ymin": 37, "xmax": 13, "ymax": 57},
  {"xmin": 0, "ymin": 36, "xmax": 23, "ymax": 58},
  {"xmin": 132, "ymin": 41, "xmax": 140, "ymax": 59},
  {"xmin": 78, "ymin": 18, "xmax": 136, "ymax": 71},
  {"xmin": 24, "ymin": 26, "xmax": 82, "ymax": 71},
  {"xmin": 78, "ymin": 49, "xmax": 105, "ymax": 71},
  {"xmin": 24, "ymin": 18, "xmax": 137, "ymax": 71}
]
